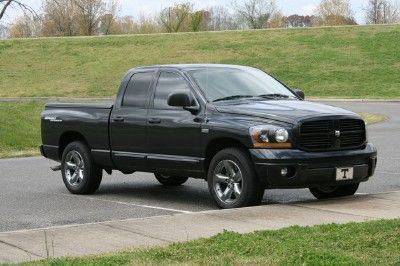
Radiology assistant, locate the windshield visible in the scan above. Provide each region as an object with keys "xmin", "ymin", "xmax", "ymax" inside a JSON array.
[{"xmin": 188, "ymin": 67, "xmax": 297, "ymax": 102}]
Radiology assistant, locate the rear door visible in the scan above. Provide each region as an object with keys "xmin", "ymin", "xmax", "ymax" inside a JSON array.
[
  {"xmin": 146, "ymin": 70, "xmax": 203, "ymax": 173},
  {"xmin": 110, "ymin": 70, "xmax": 155, "ymax": 171}
]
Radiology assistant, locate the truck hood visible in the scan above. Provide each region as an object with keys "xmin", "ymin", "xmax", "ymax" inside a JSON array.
[{"xmin": 215, "ymin": 100, "xmax": 357, "ymax": 124}]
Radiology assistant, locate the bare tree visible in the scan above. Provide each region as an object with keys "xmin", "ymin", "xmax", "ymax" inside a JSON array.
[
  {"xmin": 233, "ymin": 0, "xmax": 279, "ymax": 29},
  {"xmin": 73, "ymin": 0, "xmax": 105, "ymax": 35},
  {"xmin": 99, "ymin": 0, "xmax": 119, "ymax": 35},
  {"xmin": 0, "ymin": 23, "xmax": 7, "ymax": 38},
  {"xmin": 0, "ymin": 0, "xmax": 37, "ymax": 21},
  {"xmin": 315, "ymin": 0, "xmax": 356, "ymax": 25},
  {"xmin": 365, "ymin": 0, "xmax": 400, "ymax": 24},
  {"xmin": 207, "ymin": 6, "xmax": 241, "ymax": 31},
  {"xmin": 42, "ymin": 0, "xmax": 77, "ymax": 36},
  {"xmin": 8, "ymin": 14, "xmax": 41, "ymax": 38},
  {"xmin": 159, "ymin": 3, "xmax": 192, "ymax": 33}
]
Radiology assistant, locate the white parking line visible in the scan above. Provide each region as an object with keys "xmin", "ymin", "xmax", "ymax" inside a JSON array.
[{"xmin": 59, "ymin": 193, "xmax": 193, "ymax": 214}]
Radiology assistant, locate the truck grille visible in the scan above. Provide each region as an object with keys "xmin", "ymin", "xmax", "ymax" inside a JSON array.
[{"xmin": 299, "ymin": 119, "xmax": 366, "ymax": 151}]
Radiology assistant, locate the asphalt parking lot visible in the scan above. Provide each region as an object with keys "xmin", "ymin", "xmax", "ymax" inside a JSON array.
[{"xmin": 1, "ymin": 101, "xmax": 399, "ymax": 232}]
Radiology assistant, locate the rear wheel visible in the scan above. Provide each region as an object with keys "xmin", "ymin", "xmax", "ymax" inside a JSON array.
[
  {"xmin": 61, "ymin": 141, "xmax": 102, "ymax": 194},
  {"xmin": 208, "ymin": 148, "xmax": 264, "ymax": 209},
  {"xmin": 309, "ymin": 183, "xmax": 360, "ymax": 200},
  {"xmin": 154, "ymin": 173, "xmax": 189, "ymax": 186}
]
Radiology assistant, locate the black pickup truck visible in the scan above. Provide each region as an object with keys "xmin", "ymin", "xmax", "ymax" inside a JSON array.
[{"xmin": 41, "ymin": 64, "xmax": 377, "ymax": 209}]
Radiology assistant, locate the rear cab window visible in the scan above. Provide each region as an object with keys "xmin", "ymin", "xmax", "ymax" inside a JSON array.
[{"xmin": 122, "ymin": 71, "xmax": 155, "ymax": 108}]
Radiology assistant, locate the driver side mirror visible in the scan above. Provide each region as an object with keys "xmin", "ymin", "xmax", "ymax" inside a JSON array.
[
  {"xmin": 294, "ymin": 89, "xmax": 305, "ymax": 100},
  {"xmin": 168, "ymin": 92, "xmax": 200, "ymax": 112}
]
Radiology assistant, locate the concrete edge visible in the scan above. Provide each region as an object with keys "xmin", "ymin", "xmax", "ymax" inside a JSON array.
[{"xmin": 0, "ymin": 191, "xmax": 399, "ymax": 263}]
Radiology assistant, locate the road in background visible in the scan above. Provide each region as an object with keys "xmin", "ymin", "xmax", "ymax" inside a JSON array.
[{"xmin": 1, "ymin": 101, "xmax": 398, "ymax": 232}]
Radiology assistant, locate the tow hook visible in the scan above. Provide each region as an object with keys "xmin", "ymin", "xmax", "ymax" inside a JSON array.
[{"xmin": 50, "ymin": 165, "xmax": 62, "ymax": 171}]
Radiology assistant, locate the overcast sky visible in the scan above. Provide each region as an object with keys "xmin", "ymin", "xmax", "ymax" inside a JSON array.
[{"xmin": 2, "ymin": 0, "xmax": 367, "ymax": 24}]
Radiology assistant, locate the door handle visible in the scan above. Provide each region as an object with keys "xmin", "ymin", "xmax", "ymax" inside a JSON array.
[
  {"xmin": 113, "ymin": 116, "xmax": 125, "ymax": 122},
  {"xmin": 148, "ymin": 118, "xmax": 161, "ymax": 124}
]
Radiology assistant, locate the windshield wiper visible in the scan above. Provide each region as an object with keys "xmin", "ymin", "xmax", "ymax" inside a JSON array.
[
  {"xmin": 213, "ymin": 95, "xmax": 255, "ymax": 102},
  {"xmin": 257, "ymin": 93, "xmax": 295, "ymax": 99}
]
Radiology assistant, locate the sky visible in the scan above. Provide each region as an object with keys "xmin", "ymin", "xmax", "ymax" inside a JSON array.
[{"xmin": 2, "ymin": 0, "xmax": 367, "ymax": 25}]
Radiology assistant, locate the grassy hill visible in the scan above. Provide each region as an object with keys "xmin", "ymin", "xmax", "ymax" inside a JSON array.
[{"xmin": 1, "ymin": 24, "xmax": 399, "ymax": 98}]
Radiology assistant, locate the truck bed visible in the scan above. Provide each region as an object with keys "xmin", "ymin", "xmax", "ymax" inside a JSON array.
[{"xmin": 41, "ymin": 102, "xmax": 114, "ymax": 167}]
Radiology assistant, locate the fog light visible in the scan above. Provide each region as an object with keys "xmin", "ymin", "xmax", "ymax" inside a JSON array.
[{"xmin": 281, "ymin": 167, "xmax": 288, "ymax": 176}]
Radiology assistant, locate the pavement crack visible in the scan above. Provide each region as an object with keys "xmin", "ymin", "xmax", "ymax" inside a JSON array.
[
  {"xmin": 100, "ymin": 223, "xmax": 172, "ymax": 243},
  {"xmin": 0, "ymin": 239, "xmax": 45, "ymax": 259}
]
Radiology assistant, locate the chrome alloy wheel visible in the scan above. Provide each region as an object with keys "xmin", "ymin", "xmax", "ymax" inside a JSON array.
[
  {"xmin": 213, "ymin": 160, "xmax": 243, "ymax": 204},
  {"xmin": 64, "ymin": 150, "xmax": 85, "ymax": 186}
]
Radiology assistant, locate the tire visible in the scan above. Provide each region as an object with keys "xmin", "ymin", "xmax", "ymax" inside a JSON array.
[
  {"xmin": 207, "ymin": 148, "xmax": 265, "ymax": 209},
  {"xmin": 61, "ymin": 141, "xmax": 103, "ymax": 195},
  {"xmin": 154, "ymin": 173, "xmax": 189, "ymax": 186},
  {"xmin": 309, "ymin": 183, "xmax": 360, "ymax": 200}
]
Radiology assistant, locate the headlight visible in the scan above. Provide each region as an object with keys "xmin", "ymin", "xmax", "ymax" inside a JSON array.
[
  {"xmin": 275, "ymin": 128, "xmax": 289, "ymax": 143},
  {"xmin": 249, "ymin": 125, "xmax": 292, "ymax": 148}
]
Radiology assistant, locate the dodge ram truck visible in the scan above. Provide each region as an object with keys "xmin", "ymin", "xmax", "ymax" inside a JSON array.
[{"xmin": 41, "ymin": 64, "xmax": 377, "ymax": 209}]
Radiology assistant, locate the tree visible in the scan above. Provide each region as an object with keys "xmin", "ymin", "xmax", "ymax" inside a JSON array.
[
  {"xmin": 284, "ymin": 15, "xmax": 316, "ymax": 28},
  {"xmin": 42, "ymin": 0, "xmax": 77, "ymax": 36},
  {"xmin": 159, "ymin": 3, "xmax": 192, "ymax": 33},
  {"xmin": 0, "ymin": 0, "xmax": 37, "ymax": 21},
  {"xmin": 365, "ymin": 0, "xmax": 400, "ymax": 24},
  {"xmin": 206, "ymin": 6, "xmax": 241, "ymax": 31},
  {"xmin": 233, "ymin": 0, "xmax": 279, "ymax": 29},
  {"xmin": 99, "ymin": 0, "xmax": 119, "ymax": 35},
  {"xmin": 0, "ymin": 23, "xmax": 6, "ymax": 38},
  {"xmin": 73, "ymin": 0, "xmax": 105, "ymax": 35},
  {"xmin": 8, "ymin": 14, "xmax": 40, "ymax": 38},
  {"xmin": 315, "ymin": 0, "xmax": 356, "ymax": 26},
  {"xmin": 190, "ymin": 11, "xmax": 204, "ymax": 32}
]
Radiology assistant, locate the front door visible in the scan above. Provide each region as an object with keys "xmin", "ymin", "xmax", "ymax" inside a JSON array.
[{"xmin": 146, "ymin": 71, "xmax": 203, "ymax": 173}]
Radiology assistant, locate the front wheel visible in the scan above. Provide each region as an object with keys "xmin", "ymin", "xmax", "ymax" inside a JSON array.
[
  {"xmin": 61, "ymin": 141, "xmax": 103, "ymax": 194},
  {"xmin": 208, "ymin": 148, "xmax": 264, "ymax": 209},
  {"xmin": 309, "ymin": 183, "xmax": 360, "ymax": 200},
  {"xmin": 154, "ymin": 173, "xmax": 189, "ymax": 186}
]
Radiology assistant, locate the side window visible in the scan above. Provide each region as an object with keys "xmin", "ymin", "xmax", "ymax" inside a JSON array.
[
  {"xmin": 153, "ymin": 72, "xmax": 191, "ymax": 109},
  {"xmin": 122, "ymin": 72, "xmax": 155, "ymax": 107}
]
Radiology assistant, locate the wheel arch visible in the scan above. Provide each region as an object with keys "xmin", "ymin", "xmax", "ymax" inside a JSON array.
[
  {"xmin": 204, "ymin": 137, "xmax": 249, "ymax": 174},
  {"xmin": 58, "ymin": 131, "xmax": 89, "ymax": 159}
]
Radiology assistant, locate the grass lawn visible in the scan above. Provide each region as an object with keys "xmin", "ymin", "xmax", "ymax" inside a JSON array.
[
  {"xmin": 0, "ymin": 101, "xmax": 44, "ymax": 158},
  {"xmin": 0, "ymin": 25, "xmax": 399, "ymax": 99},
  {"xmin": 23, "ymin": 219, "xmax": 400, "ymax": 265},
  {"xmin": 0, "ymin": 101, "xmax": 386, "ymax": 159}
]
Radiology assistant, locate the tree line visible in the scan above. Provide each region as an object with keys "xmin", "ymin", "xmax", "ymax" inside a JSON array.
[{"xmin": 1, "ymin": 0, "xmax": 399, "ymax": 39}]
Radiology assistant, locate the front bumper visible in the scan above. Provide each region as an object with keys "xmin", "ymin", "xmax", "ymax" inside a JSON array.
[{"xmin": 250, "ymin": 143, "xmax": 377, "ymax": 189}]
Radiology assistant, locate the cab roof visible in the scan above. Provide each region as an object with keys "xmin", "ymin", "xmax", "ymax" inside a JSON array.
[{"xmin": 132, "ymin": 64, "xmax": 255, "ymax": 72}]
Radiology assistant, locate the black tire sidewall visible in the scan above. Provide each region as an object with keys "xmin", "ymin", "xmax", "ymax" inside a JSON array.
[
  {"xmin": 154, "ymin": 173, "xmax": 189, "ymax": 186},
  {"xmin": 207, "ymin": 148, "xmax": 264, "ymax": 209},
  {"xmin": 61, "ymin": 141, "xmax": 101, "ymax": 194}
]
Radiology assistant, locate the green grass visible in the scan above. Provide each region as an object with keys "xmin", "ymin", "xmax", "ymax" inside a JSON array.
[
  {"xmin": 0, "ymin": 101, "xmax": 386, "ymax": 158},
  {"xmin": 22, "ymin": 219, "xmax": 400, "ymax": 265},
  {"xmin": 0, "ymin": 25, "xmax": 400, "ymax": 98},
  {"xmin": 0, "ymin": 101, "xmax": 43, "ymax": 158}
]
